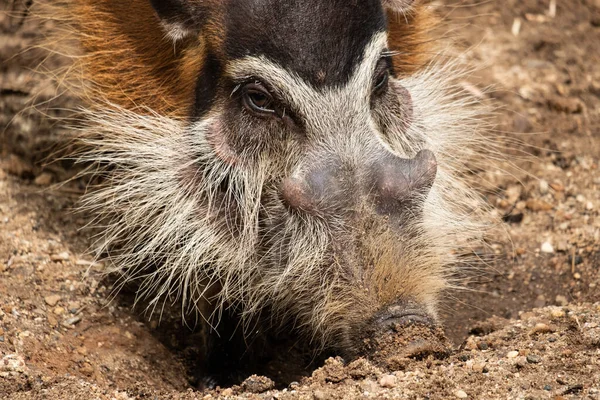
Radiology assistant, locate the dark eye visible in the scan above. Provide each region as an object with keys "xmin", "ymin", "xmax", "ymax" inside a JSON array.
[
  {"xmin": 242, "ymin": 83, "xmax": 276, "ymax": 115},
  {"xmin": 373, "ymin": 69, "xmax": 389, "ymax": 95}
]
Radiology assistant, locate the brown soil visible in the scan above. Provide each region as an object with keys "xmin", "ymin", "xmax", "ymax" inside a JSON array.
[{"xmin": 1, "ymin": 0, "xmax": 599, "ymax": 399}]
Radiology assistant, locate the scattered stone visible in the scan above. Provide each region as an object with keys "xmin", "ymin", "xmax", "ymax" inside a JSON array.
[
  {"xmin": 544, "ymin": 385, "xmax": 552, "ymax": 391},
  {"xmin": 241, "ymin": 375, "xmax": 275, "ymax": 394},
  {"xmin": 573, "ymin": 272, "xmax": 581, "ymax": 280},
  {"xmin": 556, "ymin": 241, "xmax": 569, "ymax": 252},
  {"xmin": 555, "ymin": 295, "xmax": 569, "ymax": 306},
  {"xmin": 539, "ymin": 179, "xmax": 549, "ymax": 194},
  {"xmin": 79, "ymin": 362, "xmax": 94, "ymax": 376},
  {"xmin": 506, "ymin": 351, "xmax": 519, "ymax": 358},
  {"xmin": 0, "ymin": 354, "xmax": 27, "ymax": 374},
  {"xmin": 44, "ymin": 295, "xmax": 61, "ymax": 307},
  {"xmin": 541, "ymin": 242, "xmax": 554, "ymax": 254},
  {"xmin": 455, "ymin": 389, "xmax": 468, "ymax": 398},
  {"xmin": 34, "ymin": 172, "xmax": 54, "ymax": 186},
  {"xmin": 313, "ymin": 390, "xmax": 328, "ymax": 400},
  {"xmin": 379, "ymin": 374, "xmax": 397, "ymax": 388},
  {"xmin": 63, "ymin": 316, "xmax": 82, "ymax": 326},
  {"xmin": 50, "ymin": 252, "xmax": 70, "ymax": 262},
  {"xmin": 526, "ymin": 354, "xmax": 542, "ymax": 364},
  {"xmin": 568, "ymin": 255, "xmax": 584, "ymax": 266},
  {"xmin": 526, "ymin": 199, "xmax": 553, "ymax": 211},
  {"xmin": 2, "ymin": 154, "xmax": 33, "ymax": 178},
  {"xmin": 563, "ymin": 384, "xmax": 584, "ymax": 395},
  {"xmin": 53, "ymin": 306, "xmax": 65, "ymax": 315},
  {"xmin": 530, "ymin": 323, "xmax": 554, "ymax": 335},
  {"xmin": 533, "ymin": 295, "xmax": 546, "ymax": 308},
  {"xmin": 547, "ymin": 97, "xmax": 583, "ymax": 113},
  {"xmin": 585, "ymin": 201, "xmax": 594, "ymax": 210}
]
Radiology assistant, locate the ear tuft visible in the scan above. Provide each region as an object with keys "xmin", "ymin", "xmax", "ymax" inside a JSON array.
[
  {"xmin": 150, "ymin": 0, "xmax": 206, "ymax": 41},
  {"xmin": 382, "ymin": 0, "xmax": 417, "ymax": 13}
]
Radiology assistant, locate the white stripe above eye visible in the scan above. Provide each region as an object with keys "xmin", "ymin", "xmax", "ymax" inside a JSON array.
[{"xmin": 224, "ymin": 32, "xmax": 389, "ymax": 117}]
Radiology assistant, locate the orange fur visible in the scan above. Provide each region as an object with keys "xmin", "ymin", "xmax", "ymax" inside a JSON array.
[
  {"xmin": 44, "ymin": 0, "xmax": 205, "ymax": 117},
  {"xmin": 387, "ymin": 5, "xmax": 438, "ymax": 77},
  {"xmin": 41, "ymin": 1, "xmax": 434, "ymax": 117}
]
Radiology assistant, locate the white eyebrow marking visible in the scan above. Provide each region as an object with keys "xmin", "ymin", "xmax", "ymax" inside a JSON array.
[{"xmin": 224, "ymin": 32, "xmax": 389, "ymax": 119}]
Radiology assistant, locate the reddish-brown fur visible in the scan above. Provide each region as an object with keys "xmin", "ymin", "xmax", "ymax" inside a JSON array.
[{"xmin": 44, "ymin": 1, "xmax": 435, "ymax": 116}]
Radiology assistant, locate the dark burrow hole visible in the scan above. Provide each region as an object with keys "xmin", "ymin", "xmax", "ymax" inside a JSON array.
[{"xmin": 111, "ymin": 280, "xmax": 329, "ymax": 389}]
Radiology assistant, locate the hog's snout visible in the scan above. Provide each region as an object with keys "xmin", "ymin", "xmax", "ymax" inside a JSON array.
[
  {"xmin": 280, "ymin": 149, "xmax": 437, "ymax": 217},
  {"xmin": 373, "ymin": 302, "xmax": 435, "ymax": 333}
]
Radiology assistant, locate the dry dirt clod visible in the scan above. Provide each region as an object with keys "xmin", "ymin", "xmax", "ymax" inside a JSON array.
[
  {"xmin": 34, "ymin": 172, "xmax": 54, "ymax": 186},
  {"xmin": 526, "ymin": 354, "xmax": 542, "ymax": 364},
  {"xmin": 506, "ymin": 351, "xmax": 519, "ymax": 358},
  {"xmin": 240, "ymin": 375, "xmax": 275, "ymax": 394},
  {"xmin": 313, "ymin": 390, "xmax": 328, "ymax": 400},
  {"xmin": 555, "ymin": 295, "xmax": 569, "ymax": 306},
  {"xmin": 541, "ymin": 242, "xmax": 555, "ymax": 254},
  {"xmin": 379, "ymin": 374, "xmax": 397, "ymax": 388},
  {"xmin": 44, "ymin": 295, "xmax": 61, "ymax": 307},
  {"xmin": 50, "ymin": 252, "xmax": 70, "ymax": 262}
]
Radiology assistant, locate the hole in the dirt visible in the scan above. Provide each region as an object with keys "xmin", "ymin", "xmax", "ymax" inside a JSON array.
[{"xmin": 108, "ymin": 279, "xmax": 321, "ymax": 389}]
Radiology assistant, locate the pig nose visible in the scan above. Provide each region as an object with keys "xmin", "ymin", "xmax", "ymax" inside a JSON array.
[
  {"xmin": 371, "ymin": 149, "xmax": 437, "ymax": 216},
  {"xmin": 280, "ymin": 150, "xmax": 437, "ymax": 217}
]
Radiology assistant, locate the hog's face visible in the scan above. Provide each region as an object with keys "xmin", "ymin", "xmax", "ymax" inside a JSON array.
[{"xmin": 89, "ymin": 0, "xmax": 483, "ymax": 358}]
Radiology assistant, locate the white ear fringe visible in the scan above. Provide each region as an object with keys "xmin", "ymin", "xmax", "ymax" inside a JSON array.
[
  {"xmin": 382, "ymin": 0, "xmax": 417, "ymax": 13},
  {"xmin": 160, "ymin": 20, "xmax": 195, "ymax": 42}
]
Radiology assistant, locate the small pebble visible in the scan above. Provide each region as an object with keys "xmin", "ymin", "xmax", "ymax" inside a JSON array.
[
  {"xmin": 455, "ymin": 390, "xmax": 468, "ymax": 398},
  {"xmin": 544, "ymin": 385, "xmax": 552, "ymax": 391},
  {"xmin": 34, "ymin": 173, "xmax": 53, "ymax": 186},
  {"xmin": 539, "ymin": 179, "xmax": 549, "ymax": 194},
  {"xmin": 526, "ymin": 354, "xmax": 542, "ymax": 364},
  {"xmin": 541, "ymin": 242, "xmax": 554, "ymax": 254},
  {"xmin": 573, "ymin": 272, "xmax": 581, "ymax": 280},
  {"xmin": 44, "ymin": 295, "xmax": 61, "ymax": 307},
  {"xmin": 555, "ymin": 295, "xmax": 568, "ymax": 306},
  {"xmin": 530, "ymin": 323, "xmax": 553, "ymax": 334},
  {"xmin": 379, "ymin": 374, "xmax": 397, "ymax": 388},
  {"xmin": 506, "ymin": 351, "xmax": 519, "ymax": 358},
  {"xmin": 586, "ymin": 201, "xmax": 594, "ymax": 210},
  {"xmin": 50, "ymin": 252, "xmax": 70, "ymax": 262},
  {"xmin": 313, "ymin": 390, "xmax": 328, "ymax": 400}
]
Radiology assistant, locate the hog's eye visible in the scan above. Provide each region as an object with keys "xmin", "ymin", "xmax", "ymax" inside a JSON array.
[
  {"xmin": 242, "ymin": 83, "xmax": 276, "ymax": 115},
  {"xmin": 373, "ymin": 69, "xmax": 389, "ymax": 95},
  {"xmin": 372, "ymin": 56, "xmax": 392, "ymax": 98}
]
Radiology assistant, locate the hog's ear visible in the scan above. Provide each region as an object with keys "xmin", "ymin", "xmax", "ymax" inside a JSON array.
[
  {"xmin": 150, "ymin": 0, "xmax": 206, "ymax": 41},
  {"xmin": 382, "ymin": 0, "xmax": 417, "ymax": 13}
]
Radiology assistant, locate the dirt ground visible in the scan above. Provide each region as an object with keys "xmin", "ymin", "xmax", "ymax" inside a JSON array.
[{"xmin": 1, "ymin": 0, "xmax": 599, "ymax": 399}]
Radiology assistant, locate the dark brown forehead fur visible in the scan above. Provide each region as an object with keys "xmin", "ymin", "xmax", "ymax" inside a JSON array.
[
  {"xmin": 56, "ymin": 0, "xmax": 435, "ymax": 116},
  {"xmin": 222, "ymin": 0, "xmax": 387, "ymax": 87}
]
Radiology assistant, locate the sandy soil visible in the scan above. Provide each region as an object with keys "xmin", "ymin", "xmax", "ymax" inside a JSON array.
[{"xmin": 1, "ymin": 0, "xmax": 599, "ymax": 398}]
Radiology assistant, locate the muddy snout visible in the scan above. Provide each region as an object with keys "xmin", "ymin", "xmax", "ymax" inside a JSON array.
[
  {"xmin": 281, "ymin": 149, "xmax": 437, "ymax": 217},
  {"xmin": 364, "ymin": 302, "xmax": 449, "ymax": 368},
  {"xmin": 374, "ymin": 302, "xmax": 435, "ymax": 334}
]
